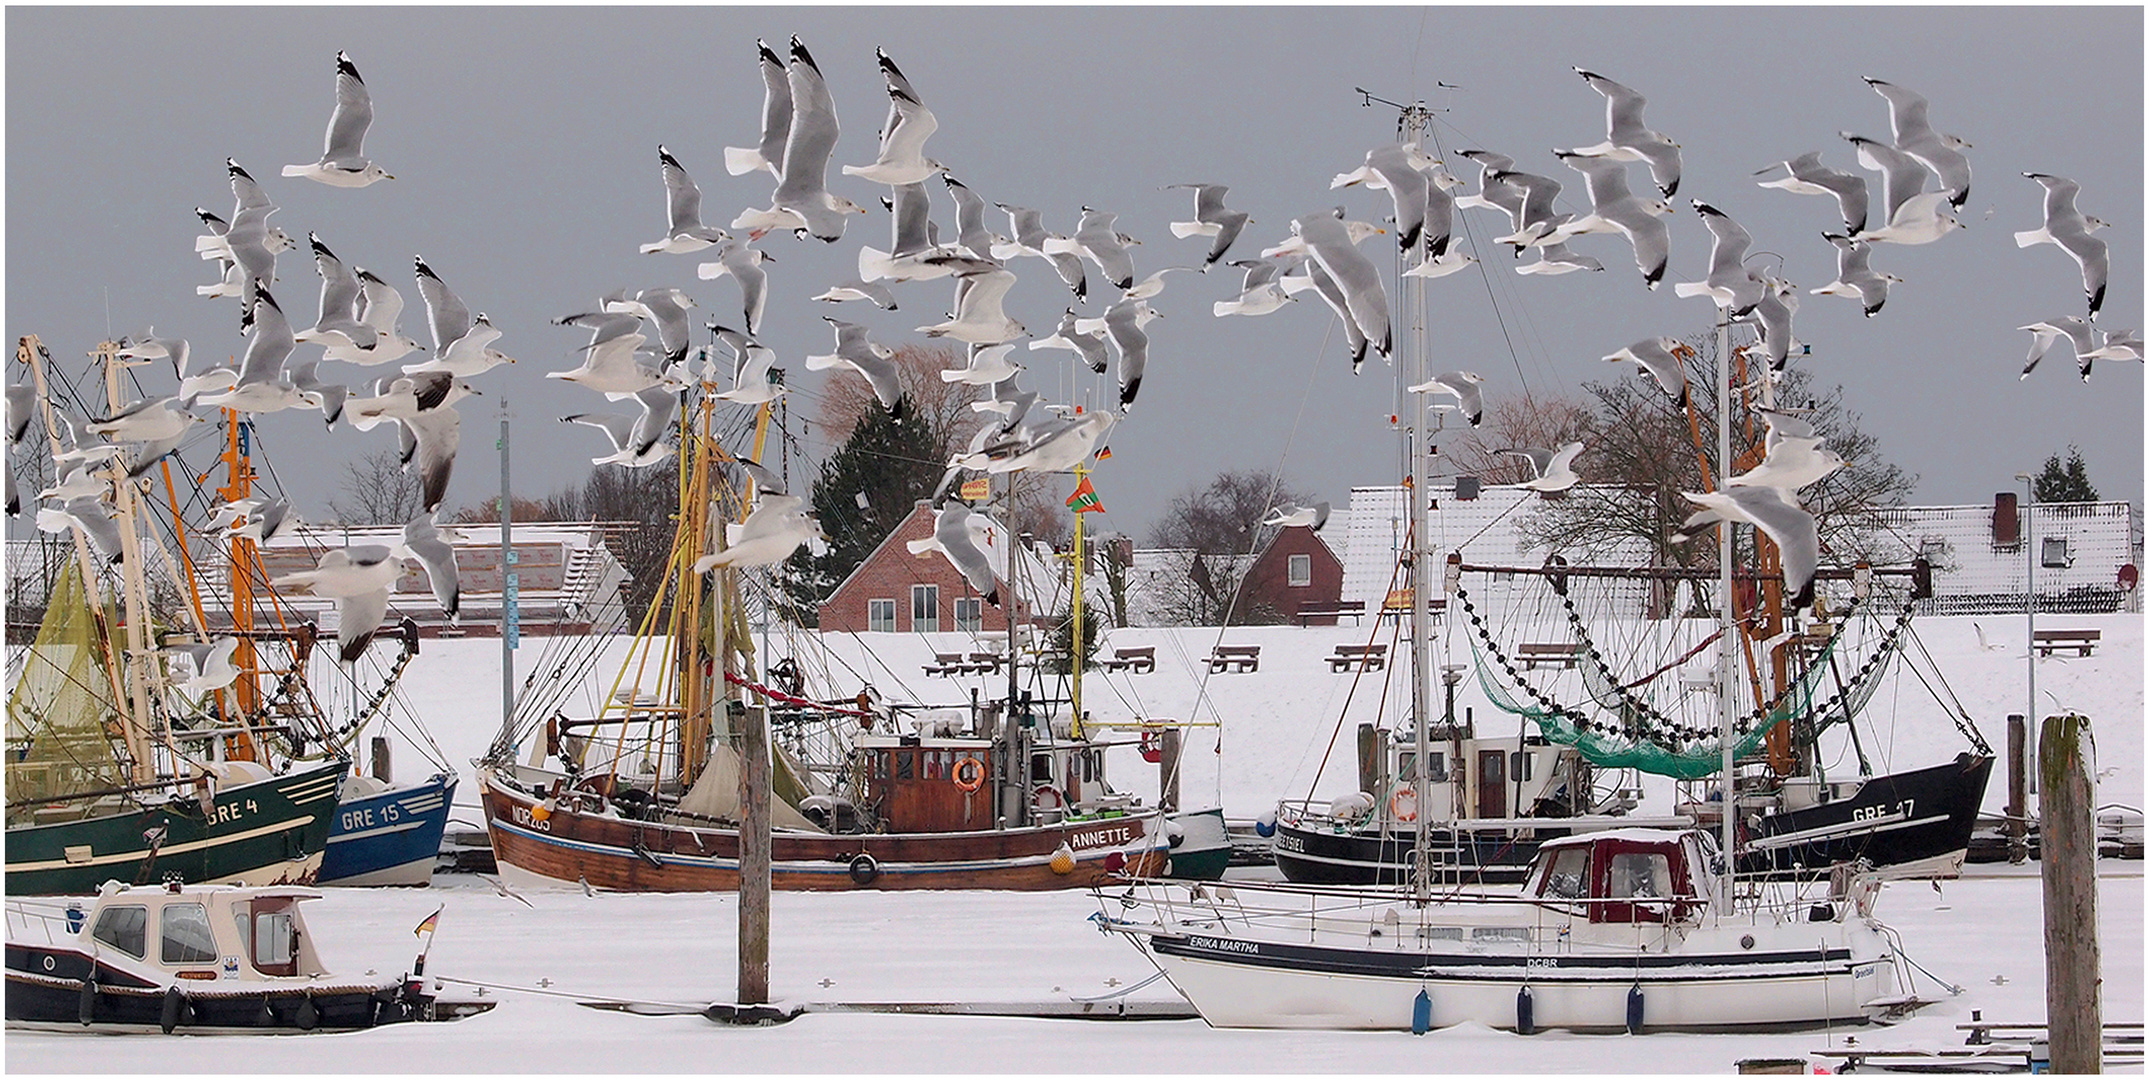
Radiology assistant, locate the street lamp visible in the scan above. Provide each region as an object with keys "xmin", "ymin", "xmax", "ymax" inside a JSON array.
[{"xmin": 2014, "ymin": 473, "xmax": 2036, "ymax": 795}]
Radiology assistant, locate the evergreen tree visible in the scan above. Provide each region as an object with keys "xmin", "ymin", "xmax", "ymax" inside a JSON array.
[
  {"xmin": 2035, "ymin": 446, "xmax": 2099, "ymax": 503},
  {"xmin": 780, "ymin": 403, "xmax": 943, "ymax": 621}
]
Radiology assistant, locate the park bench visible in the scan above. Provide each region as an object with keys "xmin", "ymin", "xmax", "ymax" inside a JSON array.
[
  {"xmin": 1295, "ymin": 600, "xmax": 1367, "ymax": 626},
  {"xmin": 1516, "ymin": 642, "xmax": 1582, "ymax": 669},
  {"xmin": 1327, "ymin": 643, "xmax": 1388, "ymax": 673},
  {"xmin": 1207, "ymin": 644, "xmax": 1261, "ymax": 674},
  {"xmin": 2033, "ymin": 628, "xmax": 2101, "ymax": 657},
  {"xmin": 1098, "ymin": 646, "xmax": 1156, "ymax": 674}
]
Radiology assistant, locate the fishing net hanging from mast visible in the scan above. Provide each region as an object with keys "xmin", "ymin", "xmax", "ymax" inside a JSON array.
[
  {"xmin": 1448, "ymin": 553, "xmax": 1920, "ymax": 780},
  {"xmin": 5, "ymin": 562, "xmax": 132, "ymax": 805}
]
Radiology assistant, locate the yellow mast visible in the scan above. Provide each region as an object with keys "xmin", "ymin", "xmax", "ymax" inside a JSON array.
[{"xmin": 1069, "ymin": 463, "xmax": 1086, "ymax": 737}]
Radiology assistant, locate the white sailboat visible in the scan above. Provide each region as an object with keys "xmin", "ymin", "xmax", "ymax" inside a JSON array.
[{"xmin": 1098, "ymin": 102, "xmax": 1913, "ymax": 1033}]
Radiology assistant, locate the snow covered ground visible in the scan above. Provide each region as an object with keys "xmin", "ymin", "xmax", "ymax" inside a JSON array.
[
  {"xmin": 8, "ymin": 614, "xmax": 2139, "ymax": 1071},
  {"xmin": 6, "ymin": 868, "xmax": 2141, "ymax": 1072}
]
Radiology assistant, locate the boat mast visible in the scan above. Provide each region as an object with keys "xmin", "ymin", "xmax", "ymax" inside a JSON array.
[
  {"xmin": 21, "ymin": 336, "xmax": 149, "ymax": 785},
  {"xmin": 98, "ymin": 340, "xmax": 164, "ymax": 784},
  {"xmin": 1395, "ymin": 100, "xmax": 1437, "ymax": 903},
  {"xmin": 1069, "ymin": 462, "xmax": 1087, "ymax": 734},
  {"xmin": 499, "ymin": 403, "xmax": 516, "ymax": 742},
  {"xmin": 1715, "ymin": 312, "xmax": 1737, "ymax": 907}
]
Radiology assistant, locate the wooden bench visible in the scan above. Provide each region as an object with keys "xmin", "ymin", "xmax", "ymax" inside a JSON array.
[
  {"xmin": 923, "ymin": 652, "xmax": 968, "ymax": 676},
  {"xmin": 1517, "ymin": 642, "xmax": 1582, "ymax": 669},
  {"xmin": 2033, "ymin": 628, "xmax": 2101, "ymax": 657},
  {"xmin": 1295, "ymin": 600, "xmax": 1367, "ymax": 626},
  {"xmin": 1327, "ymin": 643, "xmax": 1388, "ymax": 673},
  {"xmin": 967, "ymin": 652, "xmax": 1006, "ymax": 674},
  {"xmin": 1098, "ymin": 646, "xmax": 1155, "ymax": 674},
  {"xmin": 1207, "ymin": 644, "xmax": 1261, "ymax": 674},
  {"xmin": 1377, "ymin": 597, "xmax": 1447, "ymax": 622}
]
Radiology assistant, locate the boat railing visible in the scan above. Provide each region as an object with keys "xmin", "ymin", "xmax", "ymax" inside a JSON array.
[{"xmin": 4, "ymin": 898, "xmax": 82, "ymax": 946}]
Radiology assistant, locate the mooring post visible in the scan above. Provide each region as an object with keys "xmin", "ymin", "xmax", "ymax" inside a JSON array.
[
  {"xmin": 2038, "ymin": 712, "xmax": 2099, "ymax": 1073},
  {"xmin": 1357, "ymin": 722, "xmax": 1380, "ymax": 799},
  {"xmin": 1159, "ymin": 727, "xmax": 1181, "ymax": 813},
  {"xmin": 737, "ymin": 701, "xmax": 771, "ymax": 1006},
  {"xmin": 2006, "ymin": 714, "xmax": 2028, "ymax": 864}
]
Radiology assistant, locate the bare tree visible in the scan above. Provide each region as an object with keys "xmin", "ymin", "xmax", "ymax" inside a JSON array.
[
  {"xmin": 816, "ymin": 342, "xmax": 980, "ymax": 463},
  {"xmin": 1147, "ymin": 469, "xmax": 1309, "ymax": 556},
  {"xmin": 328, "ymin": 448, "xmax": 426, "ymax": 525},
  {"xmin": 1470, "ymin": 333, "xmax": 1915, "ymax": 593}
]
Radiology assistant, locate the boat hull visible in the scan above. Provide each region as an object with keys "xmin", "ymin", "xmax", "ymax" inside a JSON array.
[
  {"xmin": 1132, "ymin": 924, "xmax": 1896, "ymax": 1032},
  {"xmin": 477, "ymin": 766, "xmax": 1169, "ymax": 892},
  {"xmin": 4, "ymin": 761, "xmax": 347, "ymax": 896},
  {"xmin": 1739, "ymin": 754, "xmax": 1992, "ymax": 879},
  {"xmin": 1162, "ymin": 807, "xmax": 1231, "ymax": 881},
  {"xmin": 318, "ymin": 773, "xmax": 457, "ymax": 887}
]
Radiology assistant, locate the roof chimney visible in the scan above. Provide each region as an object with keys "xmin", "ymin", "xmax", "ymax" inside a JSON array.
[{"xmin": 1993, "ymin": 491, "xmax": 2019, "ymax": 545}]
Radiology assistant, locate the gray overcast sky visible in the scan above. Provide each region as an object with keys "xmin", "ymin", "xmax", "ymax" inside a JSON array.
[{"xmin": 7, "ymin": 6, "xmax": 2141, "ymax": 544}]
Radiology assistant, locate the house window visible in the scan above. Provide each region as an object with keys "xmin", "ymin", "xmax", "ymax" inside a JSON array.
[
  {"xmin": 867, "ymin": 599, "xmax": 896, "ymax": 632},
  {"xmin": 1287, "ymin": 553, "xmax": 1313, "ymax": 587},
  {"xmin": 2041, "ymin": 537, "xmax": 2070, "ymax": 569},
  {"xmin": 912, "ymin": 585, "xmax": 940, "ymax": 632},
  {"xmin": 953, "ymin": 597, "xmax": 983, "ymax": 631}
]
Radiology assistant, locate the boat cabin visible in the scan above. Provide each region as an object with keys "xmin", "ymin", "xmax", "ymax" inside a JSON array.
[
  {"xmin": 1386, "ymin": 731, "xmax": 1583, "ymax": 823},
  {"xmin": 18, "ymin": 881, "xmax": 334, "ymax": 986},
  {"xmin": 854, "ymin": 713, "xmax": 1135, "ymax": 832},
  {"xmin": 1525, "ymin": 829, "xmax": 1714, "ymax": 924}
]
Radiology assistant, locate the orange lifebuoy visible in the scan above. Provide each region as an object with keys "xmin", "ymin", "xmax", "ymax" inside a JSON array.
[
  {"xmin": 1389, "ymin": 786, "xmax": 1419, "ymax": 824},
  {"xmin": 952, "ymin": 756, "xmax": 985, "ymax": 793},
  {"xmin": 1139, "ymin": 731, "xmax": 1163, "ymax": 764}
]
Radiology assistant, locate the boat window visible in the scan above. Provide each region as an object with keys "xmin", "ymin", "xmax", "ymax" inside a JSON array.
[
  {"xmin": 1509, "ymin": 751, "xmax": 1532, "ymax": 782},
  {"xmin": 1082, "ymin": 750, "xmax": 1095, "ymax": 783},
  {"xmin": 91, "ymin": 905, "xmax": 147, "ymax": 959},
  {"xmin": 924, "ymin": 751, "xmax": 943, "ymax": 780},
  {"xmin": 1396, "ymin": 752, "xmax": 1416, "ymax": 783},
  {"xmin": 160, "ymin": 902, "xmax": 219, "ymax": 964},
  {"xmin": 1539, "ymin": 846, "xmax": 1589, "ymax": 900},
  {"xmin": 1030, "ymin": 752, "xmax": 1053, "ymax": 784},
  {"xmin": 251, "ymin": 911, "xmax": 297, "ymax": 972},
  {"xmin": 894, "ymin": 750, "xmax": 914, "ymax": 781},
  {"xmin": 1607, "ymin": 852, "xmax": 1674, "ymax": 899}
]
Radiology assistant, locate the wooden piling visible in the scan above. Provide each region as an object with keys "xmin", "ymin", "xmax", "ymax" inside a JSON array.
[
  {"xmin": 2039, "ymin": 713, "xmax": 2099, "ymax": 1073},
  {"xmin": 1158, "ymin": 728, "xmax": 1181, "ymax": 813},
  {"xmin": 2006, "ymin": 715, "xmax": 2027, "ymax": 864},
  {"xmin": 1357, "ymin": 723, "xmax": 1380, "ymax": 797},
  {"xmin": 737, "ymin": 702, "xmax": 771, "ymax": 1006}
]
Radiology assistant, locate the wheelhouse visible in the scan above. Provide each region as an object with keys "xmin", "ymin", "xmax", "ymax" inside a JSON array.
[{"xmin": 1525, "ymin": 829, "xmax": 1715, "ymax": 924}]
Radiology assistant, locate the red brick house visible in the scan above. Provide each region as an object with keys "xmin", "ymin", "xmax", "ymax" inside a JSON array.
[
  {"xmin": 819, "ymin": 502, "xmax": 1046, "ymax": 633},
  {"xmin": 1238, "ymin": 524, "xmax": 1345, "ymax": 623}
]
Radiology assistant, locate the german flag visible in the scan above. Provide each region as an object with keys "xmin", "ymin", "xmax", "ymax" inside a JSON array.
[{"xmin": 413, "ymin": 905, "xmax": 443, "ymax": 938}]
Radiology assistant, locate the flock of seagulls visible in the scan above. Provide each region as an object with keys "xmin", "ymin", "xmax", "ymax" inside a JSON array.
[
  {"xmin": 8, "ymin": 36, "xmax": 2135, "ymax": 651},
  {"xmin": 9, "ymin": 50, "xmax": 477, "ymax": 667}
]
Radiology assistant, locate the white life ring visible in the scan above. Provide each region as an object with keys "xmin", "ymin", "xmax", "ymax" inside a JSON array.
[
  {"xmin": 1030, "ymin": 785, "xmax": 1065, "ymax": 814},
  {"xmin": 1389, "ymin": 786, "xmax": 1419, "ymax": 824}
]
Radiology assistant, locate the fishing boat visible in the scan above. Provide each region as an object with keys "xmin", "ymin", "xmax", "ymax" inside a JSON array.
[
  {"xmin": 7, "ymin": 336, "xmax": 458, "ymax": 894},
  {"xmin": 6, "ymin": 337, "xmax": 346, "ymax": 895},
  {"xmin": 476, "ymin": 392, "xmax": 1170, "ymax": 891},
  {"xmin": 4, "ymin": 879, "xmax": 489, "ymax": 1032}
]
